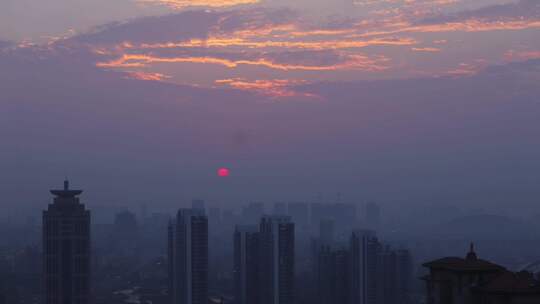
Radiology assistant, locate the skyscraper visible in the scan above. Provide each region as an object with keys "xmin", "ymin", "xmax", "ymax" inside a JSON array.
[
  {"xmin": 191, "ymin": 199, "xmax": 206, "ymax": 213},
  {"xmin": 168, "ymin": 208, "xmax": 208, "ymax": 304},
  {"xmin": 241, "ymin": 202, "xmax": 264, "ymax": 224},
  {"xmin": 376, "ymin": 246, "xmax": 397, "ymax": 304},
  {"xmin": 395, "ymin": 249, "xmax": 412, "ymax": 304},
  {"xmin": 43, "ymin": 180, "xmax": 91, "ymax": 304},
  {"xmin": 234, "ymin": 225, "xmax": 260, "ymax": 304},
  {"xmin": 272, "ymin": 203, "xmax": 287, "ymax": 216},
  {"xmin": 350, "ymin": 230, "xmax": 378, "ymax": 304},
  {"xmin": 365, "ymin": 203, "xmax": 381, "ymax": 231},
  {"xmin": 317, "ymin": 246, "xmax": 349, "ymax": 304},
  {"xmin": 319, "ymin": 219, "xmax": 335, "ymax": 246},
  {"xmin": 259, "ymin": 216, "xmax": 295, "ymax": 304},
  {"xmin": 287, "ymin": 202, "xmax": 309, "ymax": 230}
]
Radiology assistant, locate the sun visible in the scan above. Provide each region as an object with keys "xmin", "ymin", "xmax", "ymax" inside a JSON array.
[{"xmin": 217, "ymin": 167, "xmax": 230, "ymax": 177}]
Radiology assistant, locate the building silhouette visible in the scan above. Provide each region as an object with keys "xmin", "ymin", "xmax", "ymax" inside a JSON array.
[
  {"xmin": 191, "ymin": 200, "xmax": 206, "ymax": 213},
  {"xmin": 317, "ymin": 246, "xmax": 349, "ymax": 304},
  {"xmin": 311, "ymin": 228, "xmax": 411, "ymax": 304},
  {"xmin": 350, "ymin": 230, "xmax": 379, "ymax": 304},
  {"xmin": 287, "ymin": 202, "xmax": 309, "ymax": 231},
  {"xmin": 310, "ymin": 203, "xmax": 357, "ymax": 235},
  {"xmin": 233, "ymin": 225, "xmax": 260, "ymax": 304},
  {"xmin": 376, "ymin": 247, "xmax": 413, "ymax": 304},
  {"xmin": 43, "ymin": 180, "xmax": 91, "ymax": 304},
  {"xmin": 168, "ymin": 208, "xmax": 208, "ymax": 304},
  {"xmin": 319, "ymin": 219, "xmax": 335, "ymax": 246},
  {"xmin": 423, "ymin": 244, "xmax": 540, "ymax": 304},
  {"xmin": 272, "ymin": 203, "xmax": 287, "ymax": 216},
  {"xmin": 365, "ymin": 202, "xmax": 381, "ymax": 231},
  {"xmin": 241, "ymin": 202, "xmax": 264, "ymax": 224},
  {"xmin": 259, "ymin": 216, "xmax": 295, "ymax": 304},
  {"xmin": 395, "ymin": 249, "xmax": 413, "ymax": 304},
  {"xmin": 113, "ymin": 210, "xmax": 139, "ymax": 241}
]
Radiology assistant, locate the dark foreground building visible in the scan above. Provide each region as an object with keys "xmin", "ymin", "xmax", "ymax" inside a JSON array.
[
  {"xmin": 423, "ymin": 244, "xmax": 540, "ymax": 304},
  {"xmin": 168, "ymin": 208, "xmax": 208, "ymax": 304},
  {"xmin": 259, "ymin": 216, "xmax": 295, "ymax": 304},
  {"xmin": 234, "ymin": 225, "xmax": 260, "ymax": 304},
  {"xmin": 350, "ymin": 230, "xmax": 379, "ymax": 304},
  {"xmin": 43, "ymin": 180, "xmax": 91, "ymax": 304},
  {"xmin": 317, "ymin": 246, "xmax": 349, "ymax": 304}
]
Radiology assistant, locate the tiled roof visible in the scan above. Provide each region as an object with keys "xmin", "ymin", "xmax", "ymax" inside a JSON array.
[
  {"xmin": 475, "ymin": 271, "xmax": 540, "ymax": 294},
  {"xmin": 423, "ymin": 257, "xmax": 506, "ymax": 272}
]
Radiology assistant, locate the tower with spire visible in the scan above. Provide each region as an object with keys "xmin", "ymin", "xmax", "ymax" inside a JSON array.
[{"xmin": 43, "ymin": 180, "xmax": 91, "ymax": 304}]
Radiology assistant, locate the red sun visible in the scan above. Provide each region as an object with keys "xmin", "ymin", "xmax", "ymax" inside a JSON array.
[{"xmin": 217, "ymin": 168, "xmax": 230, "ymax": 177}]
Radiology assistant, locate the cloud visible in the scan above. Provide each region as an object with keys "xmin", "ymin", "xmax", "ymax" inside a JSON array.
[
  {"xmin": 38, "ymin": 4, "xmax": 539, "ymax": 87},
  {"xmin": 126, "ymin": 71, "xmax": 172, "ymax": 81},
  {"xmin": 504, "ymin": 50, "xmax": 540, "ymax": 62},
  {"xmin": 97, "ymin": 50, "xmax": 390, "ymax": 71},
  {"xmin": 66, "ymin": 8, "xmax": 295, "ymax": 46},
  {"xmin": 445, "ymin": 61, "xmax": 487, "ymax": 77},
  {"xmin": 215, "ymin": 78, "xmax": 317, "ymax": 98},
  {"xmin": 136, "ymin": 0, "xmax": 260, "ymax": 9},
  {"xmin": 135, "ymin": 36, "xmax": 416, "ymax": 50},
  {"xmin": 418, "ymin": 0, "xmax": 540, "ymax": 24},
  {"xmin": 412, "ymin": 47, "xmax": 441, "ymax": 52},
  {"xmin": 63, "ymin": 9, "xmax": 419, "ymax": 82}
]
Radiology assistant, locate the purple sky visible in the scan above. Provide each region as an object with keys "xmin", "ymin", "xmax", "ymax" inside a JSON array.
[{"xmin": 1, "ymin": 0, "xmax": 539, "ymax": 214}]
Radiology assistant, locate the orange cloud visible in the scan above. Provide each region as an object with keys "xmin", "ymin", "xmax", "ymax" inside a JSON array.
[
  {"xmin": 354, "ymin": 19, "xmax": 540, "ymax": 37},
  {"xmin": 88, "ymin": 5, "xmax": 540, "ymax": 85},
  {"xmin": 127, "ymin": 71, "xmax": 170, "ymax": 81},
  {"xmin": 445, "ymin": 61, "xmax": 486, "ymax": 77},
  {"xmin": 136, "ymin": 0, "xmax": 259, "ymax": 9},
  {"xmin": 216, "ymin": 78, "xmax": 317, "ymax": 98},
  {"xmin": 136, "ymin": 36, "xmax": 417, "ymax": 50},
  {"xmin": 412, "ymin": 47, "xmax": 441, "ymax": 52},
  {"xmin": 433, "ymin": 39, "xmax": 447, "ymax": 44},
  {"xmin": 504, "ymin": 50, "xmax": 540, "ymax": 62},
  {"xmin": 97, "ymin": 53, "xmax": 390, "ymax": 72}
]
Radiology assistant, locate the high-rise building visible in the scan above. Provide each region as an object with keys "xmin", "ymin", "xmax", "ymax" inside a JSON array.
[
  {"xmin": 114, "ymin": 210, "xmax": 139, "ymax": 241},
  {"xmin": 310, "ymin": 203, "xmax": 325, "ymax": 228},
  {"xmin": 376, "ymin": 246, "xmax": 396, "ymax": 304},
  {"xmin": 241, "ymin": 202, "xmax": 264, "ymax": 224},
  {"xmin": 317, "ymin": 246, "xmax": 349, "ymax": 304},
  {"xmin": 208, "ymin": 207, "xmax": 221, "ymax": 236},
  {"xmin": 43, "ymin": 180, "xmax": 91, "ymax": 304},
  {"xmin": 259, "ymin": 216, "xmax": 295, "ymax": 304},
  {"xmin": 350, "ymin": 230, "xmax": 379, "ymax": 304},
  {"xmin": 365, "ymin": 203, "xmax": 381, "ymax": 231},
  {"xmin": 330, "ymin": 203, "xmax": 357, "ymax": 233},
  {"xmin": 234, "ymin": 225, "xmax": 260, "ymax": 304},
  {"xmin": 395, "ymin": 249, "xmax": 412, "ymax": 304},
  {"xmin": 273, "ymin": 203, "xmax": 287, "ymax": 216},
  {"xmin": 311, "ymin": 203, "xmax": 357, "ymax": 235},
  {"xmin": 191, "ymin": 199, "xmax": 206, "ymax": 213},
  {"xmin": 168, "ymin": 208, "xmax": 208, "ymax": 304},
  {"xmin": 287, "ymin": 202, "xmax": 309, "ymax": 230},
  {"xmin": 319, "ymin": 219, "xmax": 335, "ymax": 246}
]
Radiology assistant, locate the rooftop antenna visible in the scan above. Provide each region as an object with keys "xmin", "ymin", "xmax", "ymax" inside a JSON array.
[{"xmin": 466, "ymin": 242, "xmax": 478, "ymax": 261}]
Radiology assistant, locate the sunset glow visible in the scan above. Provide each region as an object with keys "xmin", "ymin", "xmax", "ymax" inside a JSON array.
[{"xmin": 217, "ymin": 168, "xmax": 230, "ymax": 177}]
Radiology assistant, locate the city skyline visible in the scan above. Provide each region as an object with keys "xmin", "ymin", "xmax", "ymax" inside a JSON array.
[{"xmin": 2, "ymin": 1, "xmax": 540, "ymax": 303}]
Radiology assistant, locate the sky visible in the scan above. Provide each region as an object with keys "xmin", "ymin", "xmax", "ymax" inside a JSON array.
[{"xmin": 1, "ymin": 0, "xmax": 539, "ymax": 215}]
